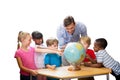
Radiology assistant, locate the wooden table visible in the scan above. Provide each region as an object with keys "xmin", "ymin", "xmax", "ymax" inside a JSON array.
[{"xmin": 37, "ymin": 66, "xmax": 111, "ymax": 80}]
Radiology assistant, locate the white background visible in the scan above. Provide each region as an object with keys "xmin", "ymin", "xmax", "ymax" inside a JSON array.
[{"xmin": 0, "ymin": 0, "xmax": 120, "ymax": 80}]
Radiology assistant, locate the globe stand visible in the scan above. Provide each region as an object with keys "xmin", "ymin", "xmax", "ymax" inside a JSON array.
[
  {"xmin": 63, "ymin": 42, "xmax": 86, "ymax": 71},
  {"xmin": 68, "ymin": 64, "xmax": 81, "ymax": 71}
]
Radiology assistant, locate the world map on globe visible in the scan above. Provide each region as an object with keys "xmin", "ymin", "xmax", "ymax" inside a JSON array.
[{"xmin": 64, "ymin": 42, "xmax": 86, "ymax": 65}]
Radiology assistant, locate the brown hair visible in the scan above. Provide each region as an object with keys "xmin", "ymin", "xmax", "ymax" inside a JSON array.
[
  {"xmin": 17, "ymin": 31, "xmax": 30, "ymax": 49},
  {"xmin": 64, "ymin": 16, "xmax": 75, "ymax": 27},
  {"xmin": 46, "ymin": 38, "xmax": 58, "ymax": 47}
]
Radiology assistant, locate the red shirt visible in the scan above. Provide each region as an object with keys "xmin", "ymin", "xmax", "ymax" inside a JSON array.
[{"xmin": 83, "ymin": 49, "xmax": 96, "ymax": 62}]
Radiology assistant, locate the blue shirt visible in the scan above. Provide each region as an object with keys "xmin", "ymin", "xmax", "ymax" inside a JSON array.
[
  {"xmin": 57, "ymin": 22, "xmax": 87, "ymax": 48},
  {"xmin": 44, "ymin": 54, "xmax": 61, "ymax": 80},
  {"xmin": 44, "ymin": 53, "xmax": 62, "ymax": 67}
]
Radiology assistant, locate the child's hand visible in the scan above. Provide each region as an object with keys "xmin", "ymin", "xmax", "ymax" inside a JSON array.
[
  {"xmin": 30, "ymin": 70, "xmax": 38, "ymax": 76},
  {"xmin": 57, "ymin": 50, "xmax": 63, "ymax": 56},
  {"xmin": 50, "ymin": 65, "xmax": 56, "ymax": 70},
  {"xmin": 84, "ymin": 62, "xmax": 92, "ymax": 67},
  {"xmin": 85, "ymin": 54, "xmax": 91, "ymax": 59},
  {"xmin": 46, "ymin": 64, "xmax": 56, "ymax": 70},
  {"xmin": 60, "ymin": 49, "xmax": 64, "ymax": 52}
]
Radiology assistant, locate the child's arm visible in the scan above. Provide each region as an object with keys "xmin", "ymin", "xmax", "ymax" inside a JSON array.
[
  {"xmin": 86, "ymin": 54, "xmax": 97, "ymax": 64},
  {"xmin": 84, "ymin": 62, "xmax": 103, "ymax": 68},
  {"xmin": 35, "ymin": 47, "xmax": 63, "ymax": 55},
  {"xmin": 46, "ymin": 64, "xmax": 56, "ymax": 70},
  {"xmin": 16, "ymin": 57, "xmax": 38, "ymax": 76}
]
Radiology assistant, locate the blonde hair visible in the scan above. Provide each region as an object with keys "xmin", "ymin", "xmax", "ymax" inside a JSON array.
[
  {"xmin": 46, "ymin": 38, "xmax": 58, "ymax": 47},
  {"xmin": 80, "ymin": 36, "xmax": 91, "ymax": 46},
  {"xmin": 17, "ymin": 31, "xmax": 30, "ymax": 49}
]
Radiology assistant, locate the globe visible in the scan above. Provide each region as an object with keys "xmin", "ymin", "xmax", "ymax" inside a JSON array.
[{"xmin": 64, "ymin": 42, "xmax": 86, "ymax": 65}]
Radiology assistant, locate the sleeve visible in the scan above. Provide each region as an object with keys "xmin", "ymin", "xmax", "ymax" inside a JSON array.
[
  {"xmin": 96, "ymin": 52, "xmax": 103, "ymax": 63},
  {"xmin": 56, "ymin": 25, "xmax": 66, "ymax": 48},
  {"xmin": 78, "ymin": 22, "xmax": 87, "ymax": 36},
  {"xmin": 14, "ymin": 50, "xmax": 21, "ymax": 58},
  {"xmin": 44, "ymin": 54, "xmax": 50, "ymax": 66}
]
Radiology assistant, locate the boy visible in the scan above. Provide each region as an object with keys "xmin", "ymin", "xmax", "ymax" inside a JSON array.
[
  {"xmin": 80, "ymin": 36, "xmax": 96, "ymax": 64},
  {"xmin": 78, "ymin": 36, "xmax": 96, "ymax": 80},
  {"xmin": 44, "ymin": 38, "xmax": 62, "ymax": 80},
  {"xmin": 84, "ymin": 38, "xmax": 120, "ymax": 80}
]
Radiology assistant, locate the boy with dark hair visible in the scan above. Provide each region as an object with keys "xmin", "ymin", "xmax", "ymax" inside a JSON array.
[{"xmin": 85, "ymin": 38, "xmax": 120, "ymax": 80}]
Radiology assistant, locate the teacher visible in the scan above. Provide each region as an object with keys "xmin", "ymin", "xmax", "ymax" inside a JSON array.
[{"xmin": 56, "ymin": 16, "xmax": 87, "ymax": 66}]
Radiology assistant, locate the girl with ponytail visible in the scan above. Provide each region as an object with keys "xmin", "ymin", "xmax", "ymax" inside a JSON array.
[{"xmin": 14, "ymin": 31, "xmax": 62, "ymax": 80}]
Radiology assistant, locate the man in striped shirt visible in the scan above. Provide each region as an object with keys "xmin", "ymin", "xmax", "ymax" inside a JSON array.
[{"xmin": 84, "ymin": 38, "xmax": 120, "ymax": 80}]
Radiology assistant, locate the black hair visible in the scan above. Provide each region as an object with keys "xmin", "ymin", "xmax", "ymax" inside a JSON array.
[
  {"xmin": 32, "ymin": 31, "xmax": 43, "ymax": 39},
  {"xmin": 31, "ymin": 31, "xmax": 43, "ymax": 43},
  {"xmin": 95, "ymin": 38, "xmax": 108, "ymax": 49}
]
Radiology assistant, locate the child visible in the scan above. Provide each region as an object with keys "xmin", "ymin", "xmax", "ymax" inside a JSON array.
[
  {"xmin": 84, "ymin": 38, "xmax": 120, "ymax": 80},
  {"xmin": 44, "ymin": 38, "xmax": 62, "ymax": 80},
  {"xmin": 78, "ymin": 36, "xmax": 96, "ymax": 80},
  {"xmin": 80, "ymin": 36, "xmax": 96, "ymax": 63},
  {"xmin": 14, "ymin": 31, "xmax": 62, "ymax": 80},
  {"xmin": 31, "ymin": 31, "xmax": 46, "ymax": 80}
]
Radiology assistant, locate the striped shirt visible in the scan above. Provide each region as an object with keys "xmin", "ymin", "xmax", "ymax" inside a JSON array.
[{"xmin": 96, "ymin": 50, "xmax": 120, "ymax": 75}]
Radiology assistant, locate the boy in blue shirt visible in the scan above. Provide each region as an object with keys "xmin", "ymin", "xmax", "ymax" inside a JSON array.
[{"xmin": 44, "ymin": 38, "xmax": 62, "ymax": 80}]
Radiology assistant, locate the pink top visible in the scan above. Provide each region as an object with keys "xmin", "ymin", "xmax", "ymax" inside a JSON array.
[{"xmin": 14, "ymin": 47, "xmax": 37, "ymax": 76}]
